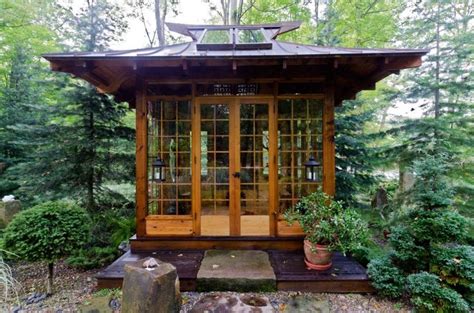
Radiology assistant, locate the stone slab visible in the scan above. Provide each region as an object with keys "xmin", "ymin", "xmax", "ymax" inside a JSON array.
[
  {"xmin": 190, "ymin": 294, "xmax": 275, "ymax": 313},
  {"xmin": 197, "ymin": 250, "xmax": 276, "ymax": 292},
  {"xmin": 284, "ymin": 295, "xmax": 330, "ymax": 313}
]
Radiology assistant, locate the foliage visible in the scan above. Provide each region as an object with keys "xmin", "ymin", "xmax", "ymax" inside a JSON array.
[
  {"xmin": 430, "ymin": 245, "xmax": 474, "ymax": 295},
  {"xmin": 3, "ymin": 201, "xmax": 90, "ymax": 263},
  {"xmin": 67, "ymin": 246, "xmax": 118, "ymax": 270},
  {"xmin": 368, "ymin": 156, "xmax": 473, "ymax": 309},
  {"xmin": 0, "ymin": 249, "xmax": 18, "ymax": 303},
  {"xmin": 367, "ymin": 255, "xmax": 406, "ymax": 298},
  {"xmin": 407, "ymin": 272, "xmax": 470, "ymax": 313},
  {"xmin": 284, "ymin": 188, "xmax": 369, "ymax": 255}
]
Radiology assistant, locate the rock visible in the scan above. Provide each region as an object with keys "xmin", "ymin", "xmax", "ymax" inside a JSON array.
[
  {"xmin": 121, "ymin": 258, "xmax": 180, "ymax": 313},
  {"xmin": 371, "ymin": 187, "xmax": 388, "ymax": 209},
  {"xmin": 0, "ymin": 199, "xmax": 21, "ymax": 225},
  {"xmin": 284, "ymin": 295, "xmax": 330, "ymax": 313},
  {"xmin": 197, "ymin": 250, "xmax": 276, "ymax": 292},
  {"xmin": 190, "ymin": 294, "xmax": 275, "ymax": 313}
]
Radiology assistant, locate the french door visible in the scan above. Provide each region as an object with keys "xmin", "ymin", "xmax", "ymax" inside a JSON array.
[{"xmin": 194, "ymin": 98, "xmax": 276, "ymax": 236}]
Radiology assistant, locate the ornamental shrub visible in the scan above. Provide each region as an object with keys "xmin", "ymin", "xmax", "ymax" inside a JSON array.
[
  {"xmin": 3, "ymin": 201, "xmax": 90, "ymax": 294},
  {"xmin": 368, "ymin": 154, "xmax": 473, "ymax": 311},
  {"xmin": 407, "ymin": 272, "xmax": 469, "ymax": 313},
  {"xmin": 67, "ymin": 246, "xmax": 118, "ymax": 270},
  {"xmin": 367, "ymin": 255, "xmax": 406, "ymax": 298}
]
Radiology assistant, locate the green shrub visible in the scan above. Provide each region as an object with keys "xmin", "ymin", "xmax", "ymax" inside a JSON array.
[
  {"xmin": 431, "ymin": 245, "xmax": 474, "ymax": 296},
  {"xmin": 388, "ymin": 226, "xmax": 428, "ymax": 270},
  {"xmin": 367, "ymin": 255, "xmax": 406, "ymax": 298},
  {"xmin": 67, "ymin": 246, "xmax": 118, "ymax": 270},
  {"xmin": 284, "ymin": 188, "xmax": 369, "ymax": 255},
  {"xmin": 3, "ymin": 201, "xmax": 90, "ymax": 293},
  {"xmin": 407, "ymin": 272, "xmax": 469, "ymax": 313},
  {"xmin": 409, "ymin": 210, "xmax": 470, "ymax": 243}
]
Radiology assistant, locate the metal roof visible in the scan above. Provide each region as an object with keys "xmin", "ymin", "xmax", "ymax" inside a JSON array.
[
  {"xmin": 43, "ymin": 21, "xmax": 427, "ymax": 60},
  {"xmin": 43, "ymin": 40, "xmax": 427, "ymax": 60}
]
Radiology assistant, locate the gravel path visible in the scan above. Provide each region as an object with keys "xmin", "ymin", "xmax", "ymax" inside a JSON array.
[{"xmin": 3, "ymin": 259, "xmax": 410, "ymax": 312}]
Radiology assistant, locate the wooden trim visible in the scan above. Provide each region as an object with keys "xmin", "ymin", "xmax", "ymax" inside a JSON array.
[
  {"xmin": 130, "ymin": 237, "xmax": 303, "ymax": 251},
  {"xmin": 269, "ymin": 83, "xmax": 278, "ymax": 236},
  {"xmin": 146, "ymin": 95, "xmax": 192, "ymax": 101},
  {"xmin": 146, "ymin": 215, "xmax": 193, "ymax": 220},
  {"xmin": 323, "ymin": 78, "xmax": 336, "ymax": 196},
  {"xmin": 146, "ymin": 219, "xmax": 193, "ymax": 236},
  {"xmin": 229, "ymin": 99, "xmax": 241, "ymax": 235},
  {"xmin": 145, "ymin": 77, "xmax": 325, "ymax": 84},
  {"xmin": 276, "ymin": 94, "xmax": 325, "ymax": 99},
  {"xmin": 135, "ymin": 77, "xmax": 147, "ymax": 237},
  {"xmin": 192, "ymin": 83, "xmax": 201, "ymax": 235}
]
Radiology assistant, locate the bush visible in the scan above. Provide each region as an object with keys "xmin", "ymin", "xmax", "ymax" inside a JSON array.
[
  {"xmin": 388, "ymin": 226, "xmax": 428, "ymax": 270},
  {"xmin": 3, "ymin": 201, "xmax": 90, "ymax": 293},
  {"xmin": 409, "ymin": 210, "xmax": 470, "ymax": 243},
  {"xmin": 367, "ymin": 255, "xmax": 406, "ymax": 298},
  {"xmin": 284, "ymin": 188, "xmax": 369, "ymax": 255},
  {"xmin": 431, "ymin": 245, "xmax": 474, "ymax": 298},
  {"xmin": 67, "ymin": 246, "xmax": 118, "ymax": 270},
  {"xmin": 407, "ymin": 272, "xmax": 470, "ymax": 313}
]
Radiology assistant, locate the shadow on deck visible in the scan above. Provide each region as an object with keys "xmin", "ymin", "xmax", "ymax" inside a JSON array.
[{"xmin": 96, "ymin": 250, "xmax": 373, "ymax": 293}]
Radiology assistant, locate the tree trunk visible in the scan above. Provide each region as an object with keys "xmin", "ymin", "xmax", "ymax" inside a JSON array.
[
  {"xmin": 314, "ymin": 0, "xmax": 319, "ymax": 25},
  {"xmin": 434, "ymin": 0, "xmax": 440, "ymax": 119},
  {"xmin": 47, "ymin": 262, "xmax": 54, "ymax": 295},
  {"xmin": 155, "ymin": 0, "xmax": 166, "ymax": 46}
]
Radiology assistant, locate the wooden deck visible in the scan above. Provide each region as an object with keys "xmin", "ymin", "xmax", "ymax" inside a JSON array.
[{"xmin": 96, "ymin": 250, "xmax": 373, "ymax": 293}]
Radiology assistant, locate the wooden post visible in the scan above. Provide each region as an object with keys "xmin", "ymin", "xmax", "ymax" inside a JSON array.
[
  {"xmin": 229, "ymin": 99, "xmax": 241, "ymax": 236},
  {"xmin": 192, "ymin": 85, "xmax": 201, "ymax": 235},
  {"xmin": 323, "ymin": 79, "xmax": 336, "ymax": 196},
  {"xmin": 135, "ymin": 77, "xmax": 148, "ymax": 237},
  {"xmin": 269, "ymin": 83, "xmax": 278, "ymax": 236}
]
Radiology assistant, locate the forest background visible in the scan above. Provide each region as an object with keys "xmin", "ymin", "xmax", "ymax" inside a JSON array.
[{"xmin": 0, "ymin": 0, "xmax": 472, "ymax": 266}]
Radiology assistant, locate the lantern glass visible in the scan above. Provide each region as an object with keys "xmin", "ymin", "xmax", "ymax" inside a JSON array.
[
  {"xmin": 304, "ymin": 156, "xmax": 320, "ymax": 182},
  {"xmin": 152, "ymin": 158, "xmax": 165, "ymax": 182}
]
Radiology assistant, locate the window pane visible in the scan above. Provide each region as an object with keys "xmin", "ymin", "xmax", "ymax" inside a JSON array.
[
  {"xmin": 238, "ymin": 29, "xmax": 266, "ymax": 43},
  {"xmin": 201, "ymin": 30, "xmax": 231, "ymax": 44}
]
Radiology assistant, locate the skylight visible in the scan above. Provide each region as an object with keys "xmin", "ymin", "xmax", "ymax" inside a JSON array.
[{"xmin": 196, "ymin": 27, "xmax": 271, "ymax": 50}]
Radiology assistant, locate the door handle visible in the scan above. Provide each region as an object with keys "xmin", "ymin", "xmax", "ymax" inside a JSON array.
[{"xmin": 233, "ymin": 172, "xmax": 241, "ymax": 178}]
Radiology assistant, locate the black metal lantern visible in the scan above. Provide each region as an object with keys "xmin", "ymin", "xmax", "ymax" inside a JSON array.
[
  {"xmin": 304, "ymin": 156, "xmax": 320, "ymax": 182},
  {"xmin": 152, "ymin": 158, "xmax": 165, "ymax": 182}
]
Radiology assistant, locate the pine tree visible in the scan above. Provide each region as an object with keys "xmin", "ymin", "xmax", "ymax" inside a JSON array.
[{"xmin": 387, "ymin": 0, "xmax": 474, "ymax": 216}]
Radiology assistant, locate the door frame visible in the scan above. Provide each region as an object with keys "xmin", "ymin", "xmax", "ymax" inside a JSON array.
[{"xmin": 193, "ymin": 96, "xmax": 277, "ymax": 236}]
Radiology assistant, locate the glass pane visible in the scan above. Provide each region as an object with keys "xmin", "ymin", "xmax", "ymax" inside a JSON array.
[
  {"xmin": 201, "ymin": 29, "xmax": 231, "ymax": 44},
  {"xmin": 277, "ymin": 99, "xmax": 323, "ymax": 215},
  {"xmin": 200, "ymin": 103, "xmax": 230, "ymax": 236},
  {"xmin": 238, "ymin": 29, "xmax": 266, "ymax": 43},
  {"xmin": 240, "ymin": 103, "xmax": 269, "ymax": 236},
  {"xmin": 147, "ymin": 100, "xmax": 192, "ymax": 216}
]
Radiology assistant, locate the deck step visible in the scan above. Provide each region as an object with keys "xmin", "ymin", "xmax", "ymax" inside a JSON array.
[
  {"xmin": 95, "ymin": 249, "xmax": 374, "ymax": 292},
  {"xmin": 197, "ymin": 250, "xmax": 276, "ymax": 292}
]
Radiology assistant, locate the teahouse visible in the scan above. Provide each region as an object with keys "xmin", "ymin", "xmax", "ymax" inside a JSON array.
[{"xmin": 44, "ymin": 21, "xmax": 426, "ymax": 251}]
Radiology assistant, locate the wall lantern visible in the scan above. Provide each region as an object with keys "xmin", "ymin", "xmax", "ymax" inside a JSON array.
[
  {"xmin": 304, "ymin": 156, "xmax": 321, "ymax": 182},
  {"xmin": 152, "ymin": 158, "xmax": 166, "ymax": 182}
]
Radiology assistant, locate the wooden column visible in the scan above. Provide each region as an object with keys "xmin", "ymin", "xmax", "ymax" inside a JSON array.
[
  {"xmin": 191, "ymin": 86, "xmax": 201, "ymax": 235},
  {"xmin": 135, "ymin": 77, "xmax": 148, "ymax": 237},
  {"xmin": 269, "ymin": 85, "xmax": 278, "ymax": 236},
  {"xmin": 229, "ymin": 99, "xmax": 241, "ymax": 236},
  {"xmin": 323, "ymin": 80, "xmax": 336, "ymax": 196}
]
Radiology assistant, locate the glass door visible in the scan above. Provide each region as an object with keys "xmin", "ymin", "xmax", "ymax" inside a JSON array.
[{"xmin": 197, "ymin": 98, "xmax": 273, "ymax": 236}]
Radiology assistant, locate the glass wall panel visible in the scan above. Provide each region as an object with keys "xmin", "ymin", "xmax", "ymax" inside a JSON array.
[
  {"xmin": 278, "ymin": 99, "xmax": 323, "ymax": 214},
  {"xmin": 200, "ymin": 103, "xmax": 230, "ymax": 236},
  {"xmin": 147, "ymin": 100, "xmax": 192, "ymax": 215}
]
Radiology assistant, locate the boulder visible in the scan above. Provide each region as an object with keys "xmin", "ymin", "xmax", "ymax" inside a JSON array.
[
  {"xmin": 0, "ymin": 199, "xmax": 21, "ymax": 226},
  {"xmin": 122, "ymin": 257, "xmax": 181, "ymax": 313}
]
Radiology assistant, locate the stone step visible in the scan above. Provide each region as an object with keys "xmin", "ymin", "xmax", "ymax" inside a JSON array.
[{"xmin": 197, "ymin": 250, "xmax": 276, "ymax": 292}]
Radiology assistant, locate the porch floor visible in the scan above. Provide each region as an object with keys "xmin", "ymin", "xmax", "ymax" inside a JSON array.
[{"xmin": 96, "ymin": 249, "xmax": 374, "ymax": 293}]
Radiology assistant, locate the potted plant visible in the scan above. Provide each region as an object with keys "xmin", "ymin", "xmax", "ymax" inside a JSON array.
[{"xmin": 284, "ymin": 188, "xmax": 369, "ymax": 270}]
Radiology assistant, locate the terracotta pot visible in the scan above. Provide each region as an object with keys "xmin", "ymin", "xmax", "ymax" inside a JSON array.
[{"xmin": 303, "ymin": 240, "xmax": 332, "ymax": 270}]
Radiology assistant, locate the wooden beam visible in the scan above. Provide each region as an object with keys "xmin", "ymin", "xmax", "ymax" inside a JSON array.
[
  {"xmin": 135, "ymin": 77, "xmax": 148, "ymax": 237},
  {"xmin": 323, "ymin": 78, "xmax": 336, "ymax": 196}
]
